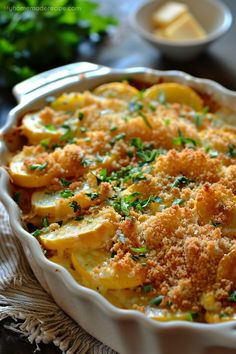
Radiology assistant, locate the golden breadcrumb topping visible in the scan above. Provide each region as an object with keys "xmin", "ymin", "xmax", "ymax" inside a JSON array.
[{"xmin": 6, "ymin": 81, "xmax": 236, "ymax": 323}]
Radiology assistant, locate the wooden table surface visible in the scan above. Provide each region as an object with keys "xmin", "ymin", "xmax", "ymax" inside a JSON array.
[{"xmin": 0, "ymin": 0, "xmax": 236, "ymax": 353}]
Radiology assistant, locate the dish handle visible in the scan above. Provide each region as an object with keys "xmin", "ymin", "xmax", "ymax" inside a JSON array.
[{"xmin": 12, "ymin": 62, "xmax": 106, "ymax": 103}]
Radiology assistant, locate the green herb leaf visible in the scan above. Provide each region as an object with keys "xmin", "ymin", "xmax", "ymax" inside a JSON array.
[
  {"xmin": 226, "ymin": 144, "xmax": 236, "ymax": 158},
  {"xmin": 59, "ymin": 178, "xmax": 71, "ymax": 187},
  {"xmin": 60, "ymin": 189, "xmax": 74, "ymax": 198},
  {"xmin": 28, "ymin": 162, "xmax": 48, "ymax": 171},
  {"xmin": 150, "ymin": 295, "xmax": 163, "ymax": 306},
  {"xmin": 80, "ymin": 126, "xmax": 87, "ymax": 133},
  {"xmin": 140, "ymin": 112, "xmax": 152, "ymax": 129},
  {"xmin": 130, "ymin": 246, "xmax": 148, "ymax": 254},
  {"xmin": 13, "ymin": 191, "xmax": 22, "ymax": 204},
  {"xmin": 172, "ymin": 176, "xmax": 193, "ymax": 188},
  {"xmin": 228, "ymin": 291, "xmax": 236, "ymax": 302},
  {"xmin": 78, "ymin": 112, "xmax": 84, "ymax": 121},
  {"xmin": 32, "ymin": 229, "xmax": 42, "ymax": 238},
  {"xmin": 143, "ymin": 284, "xmax": 153, "ymax": 293},
  {"xmin": 42, "ymin": 216, "xmax": 49, "ymax": 228},
  {"xmin": 86, "ymin": 192, "xmax": 100, "ymax": 200},
  {"xmin": 111, "ymin": 133, "xmax": 126, "ymax": 144},
  {"xmin": 173, "ymin": 129, "xmax": 197, "ymax": 148},
  {"xmin": 44, "ymin": 124, "xmax": 56, "ymax": 131},
  {"xmin": 211, "ymin": 221, "xmax": 222, "ymax": 227},
  {"xmin": 75, "ymin": 216, "xmax": 84, "ymax": 221},
  {"xmin": 40, "ymin": 138, "xmax": 51, "ymax": 150},
  {"xmin": 172, "ymin": 198, "xmax": 185, "ymax": 206},
  {"xmin": 128, "ymin": 101, "xmax": 143, "ymax": 113},
  {"xmin": 69, "ymin": 201, "xmax": 81, "ymax": 212}
]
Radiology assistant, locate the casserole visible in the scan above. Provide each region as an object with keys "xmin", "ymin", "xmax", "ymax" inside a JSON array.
[{"xmin": 1, "ymin": 62, "xmax": 236, "ymax": 354}]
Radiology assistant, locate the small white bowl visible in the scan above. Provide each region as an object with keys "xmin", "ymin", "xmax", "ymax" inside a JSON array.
[{"xmin": 130, "ymin": 0, "xmax": 233, "ymax": 61}]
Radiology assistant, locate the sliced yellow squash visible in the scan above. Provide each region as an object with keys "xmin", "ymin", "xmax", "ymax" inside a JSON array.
[
  {"xmin": 9, "ymin": 150, "xmax": 56, "ymax": 188},
  {"xmin": 93, "ymin": 82, "xmax": 139, "ymax": 101},
  {"xmin": 71, "ymin": 250, "xmax": 144, "ymax": 289},
  {"xmin": 51, "ymin": 92, "xmax": 97, "ymax": 111},
  {"xmin": 21, "ymin": 114, "xmax": 79, "ymax": 144},
  {"xmin": 144, "ymin": 83, "xmax": 203, "ymax": 111},
  {"xmin": 32, "ymin": 186, "xmax": 93, "ymax": 219},
  {"xmin": 39, "ymin": 207, "xmax": 118, "ymax": 250}
]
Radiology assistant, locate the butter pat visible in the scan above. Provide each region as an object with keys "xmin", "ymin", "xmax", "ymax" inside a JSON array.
[
  {"xmin": 153, "ymin": 1, "xmax": 188, "ymax": 28},
  {"xmin": 162, "ymin": 12, "xmax": 206, "ymax": 41}
]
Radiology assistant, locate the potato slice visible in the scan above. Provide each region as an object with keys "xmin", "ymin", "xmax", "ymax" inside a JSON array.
[
  {"xmin": 144, "ymin": 83, "xmax": 203, "ymax": 111},
  {"xmin": 93, "ymin": 82, "xmax": 139, "ymax": 101},
  {"xmin": 9, "ymin": 150, "xmax": 56, "ymax": 188},
  {"xmin": 39, "ymin": 207, "xmax": 118, "ymax": 250},
  {"xmin": 21, "ymin": 114, "xmax": 79, "ymax": 144},
  {"xmin": 32, "ymin": 187, "xmax": 92, "ymax": 219},
  {"xmin": 71, "ymin": 250, "xmax": 144, "ymax": 289},
  {"xmin": 217, "ymin": 248, "xmax": 236, "ymax": 285}
]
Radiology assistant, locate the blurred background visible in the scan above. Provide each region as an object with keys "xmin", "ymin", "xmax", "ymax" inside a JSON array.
[{"xmin": 0, "ymin": 0, "xmax": 236, "ymax": 127}]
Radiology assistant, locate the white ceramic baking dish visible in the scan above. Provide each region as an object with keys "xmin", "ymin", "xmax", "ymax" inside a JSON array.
[{"xmin": 1, "ymin": 62, "xmax": 236, "ymax": 354}]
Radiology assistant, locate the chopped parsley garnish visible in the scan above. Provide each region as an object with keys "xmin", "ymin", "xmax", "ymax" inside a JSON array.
[
  {"xmin": 140, "ymin": 112, "xmax": 152, "ymax": 129},
  {"xmin": 60, "ymin": 189, "xmax": 74, "ymax": 198},
  {"xmin": 149, "ymin": 103, "xmax": 156, "ymax": 112},
  {"xmin": 192, "ymin": 106, "xmax": 209, "ymax": 128},
  {"xmin": 75, "ymin": 216, "xmax": 84, "ymax": 221},
  {"xmin": 173, "ymin": 129, "xmax": 197, "ymax": 148},
  {"xmin": 111, "ymin": 133, "xmax": 126, "ymax": 145},
  {"xmin": 130, "ymin": 246, "xmax": 148, "ymax": 254},
  {"xmin": 86, "ymin": 192, "xmax": 100, "ymax": 200},
  {"xmin": 42, "ymin": 216, "xmax": 49, "ymax": 228},
  {"xmin": 164, "ymin": 118, "xmax": 170, "ymax": 127},
  {"xmin": 150, "ymin": 295, "xmax": 163, "ymax": 306},
  {"xmin": 32, "ymin": 229, "xmax": 42, "ymax": 238},
  {"xmin": 137, "ymin": 149, "xmax": 161, "ymax": 163},
  {"xmin": 228, "ymin": 291, "xmax": 236, "ymax": 302},
  {"xmin": 28, "ymin": 162, "xmax": 48, "ymax": 171},
  {"xmin": 130, "ymin": 137, "xmax": 143, "ymax": 150},
  {"xmin": 60, "ymin": 126, "xmax": 76, "ymax": 143},
  {"xmin": 40, "ymin": 138, "xmax": 51, "ymax": 150},
  {"xmin": 13, "ymin": 191, "xmax": 22, "ymax": 204},
  {"xmin": 78, "ymin": 112, "xmax": 84, "ymax": 121},
  {"xmin": 211, "ymin": 221, "xmax": 222, "ymax": 227},
  {"xmin": 81, "ymin": 158, "xmax": 93, "ymax": 167},
  {"xmin": 186, "ymin": 312, "xmax": 198, "ymax": 321},
  {"xmin": 44, "ymin": 124, "xmax": 56, "ymax": 131},
  {"xmin": 128, "ymin": 101, "xmax": 143, "ymax": 113},
  {"xmin": 172, "ymin": 176, "xmax": 193, "ymax": 188},
  {"xmin": 226, "ymin": 144, "xmax": 236, "ymax": 158},
  {"xmin": 92, "ymin": 168, "xmax": 108, "ymax": 185},
  {"xmin": 172, "ymin": 198, "xmax": 185, "ymax": 206},
  {"xmin": 130, "ymin": 137, "xmax": 165, "ymax": 164},
  {"xmin": 143, "ymin": 284, "xmax": 153, "ymax": 293},
  {"xmin": 111, "ymin": 251, "xmax": 117, "ymax": 258},
  {"xmin": 59, "ymin": 178, "xmax": 71, "ymax": 187},
  {"xmin": 110, "ymin": 126, "xmax": 117, "ymax": 132},
  {"xmin": 69, "ymin": 201, "xmax": 81, "ymax": 212},
  {"xmin": 112, "ymin": 193, "xmax": 159, "ymax": 216}
]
